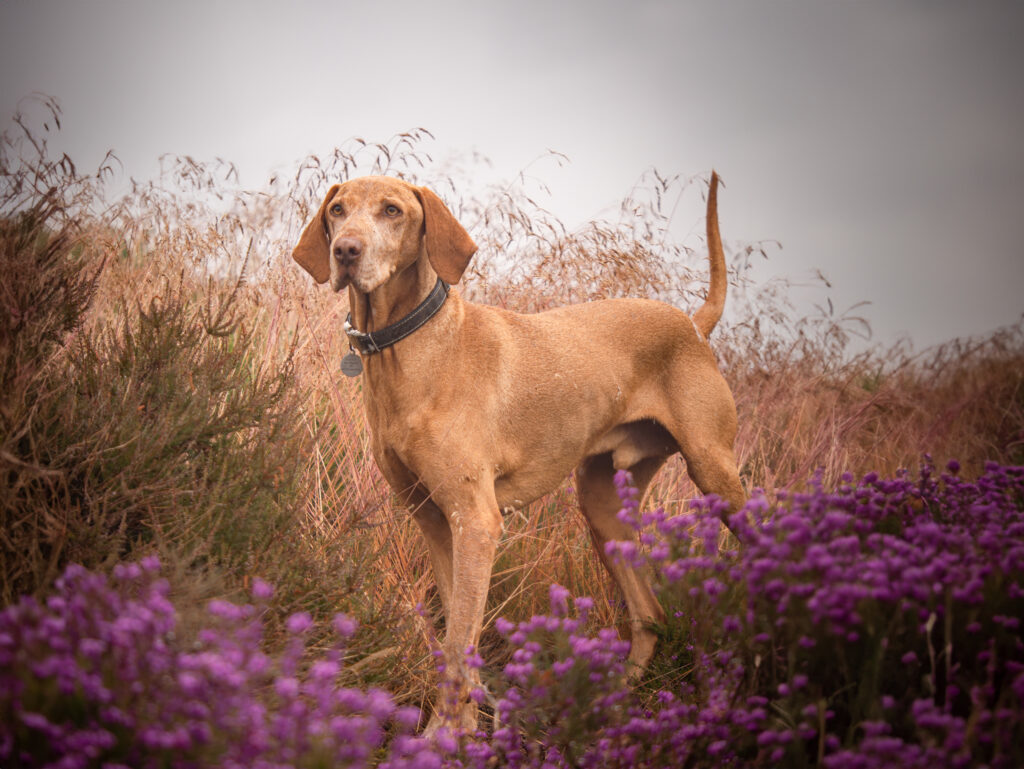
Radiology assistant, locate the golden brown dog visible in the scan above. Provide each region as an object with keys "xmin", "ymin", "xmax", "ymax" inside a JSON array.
[{"xmin": 292, "ymin": 174, "xmax": 745, "ymax": 733}]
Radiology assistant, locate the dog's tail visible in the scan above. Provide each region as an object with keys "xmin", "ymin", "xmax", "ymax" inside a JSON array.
[{"xmin": 692, "ymin": 171, "xmax": 727, "ymax": 339}]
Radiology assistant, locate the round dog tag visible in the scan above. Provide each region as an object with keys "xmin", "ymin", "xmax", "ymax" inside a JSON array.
[{"xmin": 340, "ymin": 352, "xmax": 363, "ymax": 377}]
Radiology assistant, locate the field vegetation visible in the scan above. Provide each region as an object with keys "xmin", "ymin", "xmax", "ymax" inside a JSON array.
[{"xmin": 2, "ymin": 100, "xmax": 1022, "ymax": 767}]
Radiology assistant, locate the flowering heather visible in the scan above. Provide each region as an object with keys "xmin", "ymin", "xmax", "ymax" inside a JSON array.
[
  {"xmin": 0, "ymin": 558, "xmax": 418, "ymax": 768},
  {"xmin": 420, "ymin": 461, "xmax": 1024, "ymax": 768},
  {"xmin": 2, "ymin": 462, "xmax": 1022, "ymax": 768},
  {"xmin": 607, "ymin": 459, "xmax": 1024, "ymax": 767}
]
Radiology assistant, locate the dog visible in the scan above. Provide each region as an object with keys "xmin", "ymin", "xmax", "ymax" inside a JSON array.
[{"xmin": 292, "ymin": 173, "xmax": 745, "ymax": 733}]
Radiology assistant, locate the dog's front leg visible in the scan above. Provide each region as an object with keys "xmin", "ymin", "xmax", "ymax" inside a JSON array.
[
  {"xmin": 425, "ymin": 490, "xmax": 503, "ymax": 736},
  {"xmin": 411, "ymin": 501, "xmax": 455, "ymax": 624}
]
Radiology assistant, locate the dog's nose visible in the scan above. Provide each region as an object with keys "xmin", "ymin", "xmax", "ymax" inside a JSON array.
[{"xmin": 333, "ymin": 237, "xmax": 363, "ymax": 263}]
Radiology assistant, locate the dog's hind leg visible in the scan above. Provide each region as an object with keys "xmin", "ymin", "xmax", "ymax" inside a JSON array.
[
  {"xmin": 661, "ymin": 363, "xmax": 747, "ymax": 518},
  {"xmin": 679, "ymin": 442, "xmax": 747, "ymax": 519},
  {"xmin": 576, "ymin": 452, "xmax": 667, "ymax": 674}
]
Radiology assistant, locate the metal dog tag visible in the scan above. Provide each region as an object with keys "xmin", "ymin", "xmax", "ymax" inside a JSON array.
[{"xmin": 340, "ymin": 351, "xmax": 363, "ymax": 377}]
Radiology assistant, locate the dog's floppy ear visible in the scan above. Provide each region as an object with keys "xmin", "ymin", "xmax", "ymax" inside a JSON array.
[
  {"xmin": 414, "ymin": 186, "xmax": 477, "ymax": 284},
  {"xmin": 292, "ymin": 184, "xmax": 340, "ymax": 284}
]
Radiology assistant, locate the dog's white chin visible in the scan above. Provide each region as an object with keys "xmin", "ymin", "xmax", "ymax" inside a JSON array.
[{"xmin": 349, "ymin": 265, "xmax": 393, "ymax": 295}]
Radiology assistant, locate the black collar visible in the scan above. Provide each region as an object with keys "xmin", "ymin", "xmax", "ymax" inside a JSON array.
[{"xmin": 344, "ymin": 278, "xmax": 450, "ymax": 356}]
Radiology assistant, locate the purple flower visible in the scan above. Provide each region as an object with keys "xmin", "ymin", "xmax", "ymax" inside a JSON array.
[
  {"xmin": 285, "ymin": 611, "xmax": 312, "ymax": 635},
  {"xmin": 549, "ymin": 583, "xmax": 570, "ymax": 617},
  {"xmin": 332, "ymin": 612, "xmax": 358, "ymax": 638},
  {"xmin": 250, "ymin": 578, "xmax": 274, "ymax": 601}
]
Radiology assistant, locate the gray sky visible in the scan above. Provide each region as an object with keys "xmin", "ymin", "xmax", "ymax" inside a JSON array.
[{"xmin": 2, "ymin": 0, "xmax": 1022, "ymax": 350}]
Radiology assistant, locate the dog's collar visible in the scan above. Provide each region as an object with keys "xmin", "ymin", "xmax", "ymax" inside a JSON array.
[{"xmin": 344, "ymin": 278, "xmax": 450, "ymax": 357}]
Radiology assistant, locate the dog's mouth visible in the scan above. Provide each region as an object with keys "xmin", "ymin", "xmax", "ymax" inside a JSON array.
[
  {"xmin": 329, "ymin": 253, "xmax": 357, "ymax": 292},
  {"xmin": 330, "ymin": 271, "xmax": 351, "ymax": 292},
  {"xmin": 339, "ymin": 262, "xmax": 396, "ymax": 295}
]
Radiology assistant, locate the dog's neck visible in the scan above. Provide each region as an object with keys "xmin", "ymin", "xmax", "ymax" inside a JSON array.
[
  {"xmin": 347, "ymin": 256, "xmax": 460, "ymax": 414},
  {"xmin": 347, "ymin": 256, "xmax": 439, "ymax": 334}
]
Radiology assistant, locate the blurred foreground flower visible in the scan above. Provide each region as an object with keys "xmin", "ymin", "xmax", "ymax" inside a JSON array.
[{"xmin": 0, "ymin": 558, "xmax": 417, "ymax": 768}]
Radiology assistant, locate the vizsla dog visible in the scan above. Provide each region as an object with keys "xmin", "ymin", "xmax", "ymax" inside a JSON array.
[{"xmin": 292, "ymin": 174, "xmax": 745, "ymax": 733}]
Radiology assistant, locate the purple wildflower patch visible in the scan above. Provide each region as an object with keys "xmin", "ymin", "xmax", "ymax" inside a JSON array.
[
  {"xmin": 2, "ymin": 462, "xmax": 1022, "ymax": 767},
  {"xmin": 597, "ymin": 461, "xmax": 1024, "ymax": 768},
  {"xmin": 0, "ymin": 559, "xmax": 416, "ymax": 768}
]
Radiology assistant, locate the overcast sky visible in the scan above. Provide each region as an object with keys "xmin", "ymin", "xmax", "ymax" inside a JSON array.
[{"xmin": 2, "ymin": 0, "xmax": 1022, "ymax": 351}]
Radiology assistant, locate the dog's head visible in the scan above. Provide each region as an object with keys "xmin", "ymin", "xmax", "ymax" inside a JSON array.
[{"xmin": 292, "ymin": 176, "xmax": 477, "ymax": 293}]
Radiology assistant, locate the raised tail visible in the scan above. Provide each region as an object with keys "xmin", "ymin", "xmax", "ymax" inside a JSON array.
[{"xmin": 691, "ymin": 171, "xmax": 727, "ymax": 339}]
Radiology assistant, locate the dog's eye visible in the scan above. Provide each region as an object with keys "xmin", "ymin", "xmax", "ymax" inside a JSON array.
[
  {"xmin": 384, "ymin": 204, "xmax": 401, "ymax": 217},
  {"xmin": 329, "ymin": 204, "xmax": 344, "ymax": 216}
]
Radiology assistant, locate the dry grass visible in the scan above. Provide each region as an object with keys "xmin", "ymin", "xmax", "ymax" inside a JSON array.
[{"xmin": 2, "ymin": 98, "xmax": 1021, "ymax": 708}]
